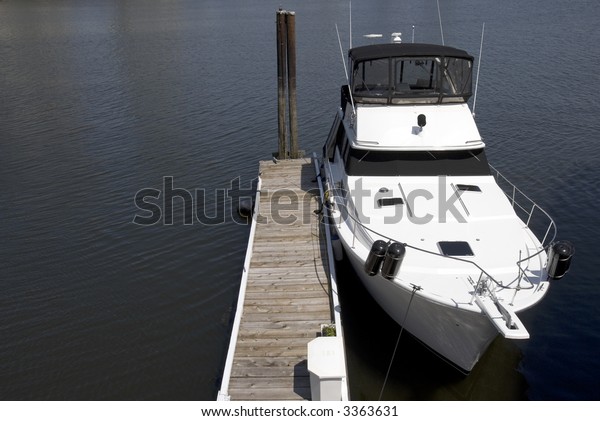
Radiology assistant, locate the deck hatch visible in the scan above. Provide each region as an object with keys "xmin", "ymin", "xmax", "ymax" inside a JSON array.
[
  {"xmin": 438, "ymin": 241, "xmax": 474, "ymax": 256},
  {"xmin": 456, "ymin": 184, "xmax": 482, "ymax": 192},
  {"xmin": 377, "ymin": 197, "xmax": 404, "ymax": 207}
]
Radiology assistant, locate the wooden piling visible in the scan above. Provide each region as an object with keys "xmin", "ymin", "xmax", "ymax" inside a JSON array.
[
  {"xmin": 286, "ymin": 12, "xmax": 299, "ymax": 159},
  {"xmin": 276, "ymin": 10, "xmax": 300, "ymax": 160},
  {"xmin": 276, "ymin": 10, "xmax": 288, "ymax": 160}
]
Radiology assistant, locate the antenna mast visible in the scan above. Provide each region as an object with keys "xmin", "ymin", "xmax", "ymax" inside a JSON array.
[
  {"xmin": 472, "ymin": 22, "xmax": 485, "ymax": 117},
  {"xmin": 336, "ymin": 23, "xmax": 355, "ymax": 115},
  {"xmin": 437, "ymin": 0, "xmax": 445, "ymax": 45},
  {"xmin": 349, "ymin": 1, "xmax": 352, "ymax": 49}
]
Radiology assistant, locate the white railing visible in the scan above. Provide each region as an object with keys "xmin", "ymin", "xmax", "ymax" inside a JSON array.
[
  {"xmin": 489, "ymin": 165, "xmax": 556, "ymax": 289},
  {"xmin": 489, "ymin": 165, "xmax": 557, "ymax": 248}
]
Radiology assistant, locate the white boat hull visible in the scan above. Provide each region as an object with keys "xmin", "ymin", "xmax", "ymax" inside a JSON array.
[{"xmin": 343, "ymin": 242, "xmax": 498, "ymax": 372}]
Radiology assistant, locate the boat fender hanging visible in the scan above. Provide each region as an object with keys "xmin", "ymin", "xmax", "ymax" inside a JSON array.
[
  {"xmin": 364, "ymin": 240, "xmax": 388, "ymax": 276},
  {"xmin": 238, "ymin": 197, "xmax": 254, "ymax": 219},
  {"xmin": 546, "ymin": 240, "xmax": 575, "ymax": 280},
  {"xmin": 381, "ymin": 242, "xmax": 406, "ymax": 280}
]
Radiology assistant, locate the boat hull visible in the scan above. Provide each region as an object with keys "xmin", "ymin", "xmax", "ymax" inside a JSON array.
[{"xmin": 343, "ymin": 242, "xmax": 498, "ymax": 373}]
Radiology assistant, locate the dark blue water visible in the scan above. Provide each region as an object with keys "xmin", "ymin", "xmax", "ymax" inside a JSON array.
[{"xmin": 1, "ymin": 0, "xmax": 598, "ymax": 400}]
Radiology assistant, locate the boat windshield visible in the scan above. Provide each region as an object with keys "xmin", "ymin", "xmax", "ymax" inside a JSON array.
[{"xmin": 351, "ymin": 56, "xmax": 473, "ymax": 105}]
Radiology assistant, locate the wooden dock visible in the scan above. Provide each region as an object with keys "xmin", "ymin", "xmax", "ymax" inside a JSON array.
[{"xmin": 222, "ymin": 157, "xmax": 333, "ymax": 400}]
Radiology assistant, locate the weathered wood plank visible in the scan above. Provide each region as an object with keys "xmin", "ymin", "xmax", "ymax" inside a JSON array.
[
  {"xmin": 240, "ymin": 311, "xmax": 331, "ymax": 323},
  {"xmin": 251, "ymin": 244, "xmax": 323, "ymax": 252},
  {"xmin": 237, "ymin": 324, "xmax": 323, "ymax": 339},
  {"xmin": 237, "ymin": 331, "xmax": 320, "ymax": 340},
  {"xmin": 228, "ymin": 386, "xmax": 310, "ymax": 401},
  {"xmin": 242, "ymin": 296, "xmax": 330, "ymax": 307},
  {"xmin": 241, "ymin": 304, "xmax": 330, "ymax": 315},
  {"xmin": 253, "ymin": 225, "xmax": 318, "ymax": 234},
  {"xmin": 250, "ymin": 259, "xmax": 326, "ymax": 268},
  {"xmin": 246, "ymin": 268, "xmax": 326, "ymax": 276},
  {"xmin": 244, "ymin": 279, "xmax": 328, "ymax": 289},
  {"xmin": 231, "ymin": 365, "xmax": 308, "ymax": 379},
  {"xmin": 246, "ymin": 249, "xmax": 321, "ymax": 260},
  {"xmin": 245, "ymin": 275, "xmax": 328, "ymax": 284},
  {"xmin": 244, "ymin": 290, "xmax": 329, "ymax": 300},
  {"xmin": 232, "ymin": 356, "xmax": 308, "ymax": 369},
  {"xmin": 238, "ymin": 319, "xmax": 326, "ymax": 329},
  {"xmin": 251, "ymin": 244, "xmax": 326, "ymax": 253},
  {"xmin": 233, "ymin": 346, "xmax": 308, "ymax": 359},
  {"xmin": 229, "ymin": 375, "xmax": 310, "ymax": 389}
]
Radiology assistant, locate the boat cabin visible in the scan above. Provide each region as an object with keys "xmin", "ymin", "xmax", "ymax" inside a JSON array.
[{"xmin": 347, "ymin": 43, "xmax": 474, "ymax": 105}]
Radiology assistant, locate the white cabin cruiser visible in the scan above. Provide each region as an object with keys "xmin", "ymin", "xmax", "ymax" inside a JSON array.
[{"xmin": 321, "ymin": 42, "xmax": 573, "ymax": 372}]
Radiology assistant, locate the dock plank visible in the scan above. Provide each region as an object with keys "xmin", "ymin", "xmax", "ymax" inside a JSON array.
[{"xmin": 226, "ymin": 158, "xmax": 331, "ymax": 401}]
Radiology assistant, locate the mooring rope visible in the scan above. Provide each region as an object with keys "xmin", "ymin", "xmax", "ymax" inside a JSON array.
[{"xmin": 378, "ymin": 284, "xmax": 421, "ymax": 401}]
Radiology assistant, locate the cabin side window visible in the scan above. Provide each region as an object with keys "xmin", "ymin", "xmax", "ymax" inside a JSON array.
[
  {"xmin": 341, "ymin": 133, "xmax": 350, "ymax": 163},
  {"xmin": 324, "ymin": 117, "xmax": 341, "ymax": 161},
  {"xmin": 440, "ymin": 57, "xmax": 473, "ymax": 100},
  {"xmin": 326, "ymin": 120, "xmax": 348, "ymax": 163}
]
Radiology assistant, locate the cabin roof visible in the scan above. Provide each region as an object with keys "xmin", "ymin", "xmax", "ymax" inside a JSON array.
[{"xmin": 349, "ymin": 43, "xmax": 473, "ymax": 62}]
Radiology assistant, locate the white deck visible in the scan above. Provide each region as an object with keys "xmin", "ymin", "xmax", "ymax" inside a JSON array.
[
  {"xmin": 331, "ymin": 173, "xmax": 548, "ymax": 310},
  {"xmin": 354, "ymin": 104, "xmax": 483, "ymax": 150}
]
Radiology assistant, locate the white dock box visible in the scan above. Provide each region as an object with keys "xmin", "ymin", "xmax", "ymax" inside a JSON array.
[{"xmin": 307, "ymin": 336, "xmax": 344, "ymax": 401}]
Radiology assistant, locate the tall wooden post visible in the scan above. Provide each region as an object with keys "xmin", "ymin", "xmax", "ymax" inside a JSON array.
[
  {"xmin": 275, "ymin": 10, "xmax": 301, "ymax": 160},
  {"xmin": 286, "ymin": 12, "xmax": 299, "ymax": 159},
  {"xmin": 276, "ymin": 10, "xmax": 288, "ymax": 159}
]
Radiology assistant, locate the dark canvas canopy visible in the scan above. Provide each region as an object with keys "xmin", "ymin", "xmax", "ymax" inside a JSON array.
[{"xmin": 349, "ymin": 43, "xmax": 473, "ymax": 62}]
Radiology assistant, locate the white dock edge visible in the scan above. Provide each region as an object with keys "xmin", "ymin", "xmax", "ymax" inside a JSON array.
[
  {"xmin": 312, "ymin": 153, "xmax": 350, "ymax": 401},
  {"xmin": 216, "ymin": 177, "xmax": 263, "ymax": 401}
]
